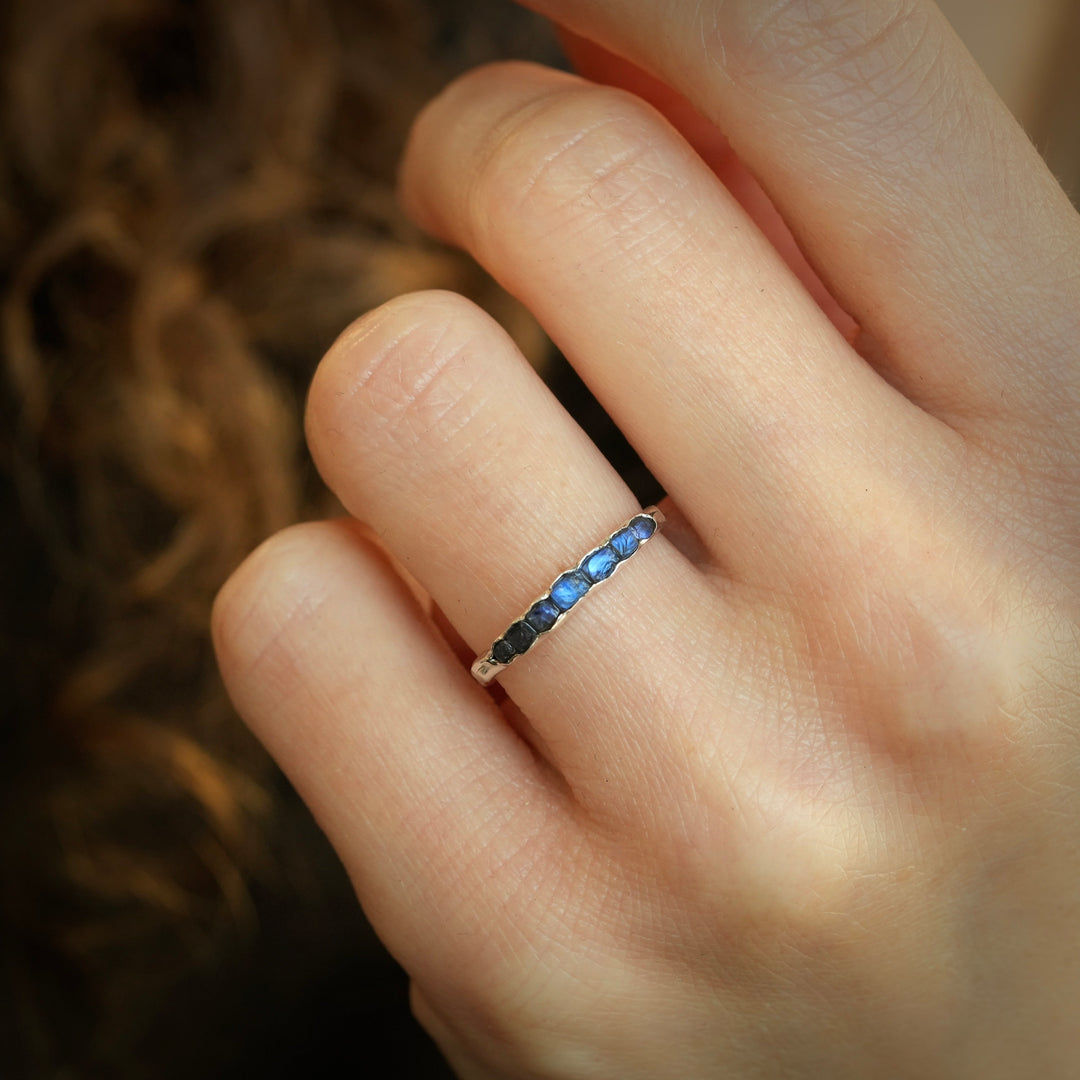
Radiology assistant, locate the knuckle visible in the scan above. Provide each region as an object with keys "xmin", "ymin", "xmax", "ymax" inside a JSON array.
[
  {"xmin": 466, "ymin": 83, "xmax": 675, "ymax": 255},
  {"xmin": 694, "ymin": 793, "xmax": 866, "ymax": 951},
  {"xmin": 308, "ymin": 291, "xmax": 496, "ymax": 461},
  {"xmin": 726, "ymin": 0, "xmax": 943, "ymax": 117},
  {"xmin": 737, "ymin": 0, "xmax": 925, "ymax": 60}
]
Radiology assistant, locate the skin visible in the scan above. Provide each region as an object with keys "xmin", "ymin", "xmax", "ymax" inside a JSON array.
[{"xmin": 212, "ymin": 1, "xmax": 1080, "ymax": 1076}]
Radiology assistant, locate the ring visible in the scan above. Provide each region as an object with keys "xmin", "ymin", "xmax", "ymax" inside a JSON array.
[{"xmin": 471, "ymin": 506, "xmax": 666, "ymax": 686}]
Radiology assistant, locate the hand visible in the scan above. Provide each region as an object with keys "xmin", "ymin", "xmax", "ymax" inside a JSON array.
[{"xmin": 213, "ymin": 1, "xmax": 1080, "ymax": 1076}]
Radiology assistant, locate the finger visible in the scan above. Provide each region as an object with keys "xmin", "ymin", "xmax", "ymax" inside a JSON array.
[
  {"xmin": 555, "ymin": 28, "xmax": 858, "ymax": 341},
  {"xmin": 211, "ymin": 519, "xmax": 576, "ymax": 991},
  {"xmin": 399, "ymin": 62, "xmax": 954, "ymax": 580},
  {"xmin": 305, "ymin": 290, "xmax": 720, "ymax": 803},
  {"xmin": 522, "ymin": 0, "xmax": 1080, "ymax": 440}
]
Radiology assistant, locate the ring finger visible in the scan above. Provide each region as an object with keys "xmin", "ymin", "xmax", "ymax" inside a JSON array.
[{"xmin": 306, "ymin": 290, "xmax": 723, "ymax": 805}]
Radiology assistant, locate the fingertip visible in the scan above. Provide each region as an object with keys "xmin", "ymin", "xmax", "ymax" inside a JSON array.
[{"xmin": 212, "ymin": 520, "xmax": 370, "ymax": 715}]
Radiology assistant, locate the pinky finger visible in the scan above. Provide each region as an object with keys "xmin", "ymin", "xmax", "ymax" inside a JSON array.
[{"xmin": 211, "ymin": 519, "xmax": 571, "ymax": 991}]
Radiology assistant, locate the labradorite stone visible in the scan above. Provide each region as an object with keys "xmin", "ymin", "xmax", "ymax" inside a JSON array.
[
  {"xmin": 492, "ymin": 638, "xmax": 516, "ymax": 664},
  {"xmin": 525, "ymin": 598, "xmax": 560, "ymax": 633},
  {"xmin": 629, "ymin": 514, "xmax": 657, "ymax": 541},
  {"xmin": 581, "ymin": 545, "xmax": 617, "ymax": 582},
  {"xmin": 504, "ymin": 620, "xmax": 538, "ymax": 653},
  {"xmin": 550, "ymin": 571, "xmax": 590, "ymax": 611},
  {"xmin": 610, "ymin": 527, "xmax": 639, "ymax": 559}
]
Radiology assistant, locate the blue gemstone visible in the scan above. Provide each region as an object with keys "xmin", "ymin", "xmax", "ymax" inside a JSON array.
[
  {"xmin": 525, "ymin": 598, "xmax": 560, "ymax": 633},
  {"xmin": 581, "ymin": 545, "xmax": 617, "ymax": 583},
  {"xmin": 629, "ymin": 515, "xmax": 657, "ymax": 541},
  {"xmin": 504, "ymin": 620, "xmax": 537, "ymax": 653},
  {"xmin": 492, "ymin": 638, "xmax": 515, "ymax": 664},
  {"xmin": 550, "ymin": 571, "xmax": 590, "ymax": 611},
  {"xmin": 610, "ymin": 527, "xmax": 639, "ymax": 560}
]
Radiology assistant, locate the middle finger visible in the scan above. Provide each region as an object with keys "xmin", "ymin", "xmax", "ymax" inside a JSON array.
[{"xmin": 401, "ymin": 62, "xmax": 957, "ymax": 585}]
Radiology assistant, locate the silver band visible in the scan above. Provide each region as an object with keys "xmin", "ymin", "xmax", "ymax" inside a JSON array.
[{"xmin": 471, "ymin": 506, "xmax": 665, "ymax": 686}]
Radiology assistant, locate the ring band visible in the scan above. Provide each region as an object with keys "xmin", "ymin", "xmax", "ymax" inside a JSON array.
[{"xmin": 471, "ymin": 506, "xmax": 665, "ymax": 686}]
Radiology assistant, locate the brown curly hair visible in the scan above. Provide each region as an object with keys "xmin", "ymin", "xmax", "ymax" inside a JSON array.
[{"xmin": 0, "ymin": 0, "xmax": 554, "ymax": 1074}]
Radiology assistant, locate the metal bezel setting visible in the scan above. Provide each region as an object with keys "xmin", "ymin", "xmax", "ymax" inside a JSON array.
[{"xmin": 471, "ymin": 506, "xmax": 665, "ymax": 686}]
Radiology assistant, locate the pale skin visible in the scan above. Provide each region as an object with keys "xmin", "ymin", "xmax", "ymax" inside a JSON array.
[{"xmin": 212, "ymin": 0, "xmax": 1080, "ymax": 1076}]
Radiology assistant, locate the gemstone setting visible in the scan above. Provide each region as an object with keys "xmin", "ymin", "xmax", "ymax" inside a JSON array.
[
  {"xmin": 551, "ymin": 571, "xmax": 590, "ymax": 611},
  {"xmin": 472, "ymin": 506, "xmax": 664, "ymax": 684},
  {"xmin": 504, "ymin": 620, "xmax": 538, "ymax": 654},
  {"xmin": 491, "ymin": 638, "xmax": 516, "ymax": 664},
  {"xmin": 610, "ymin": 527, "xmax": 639, "ymax": 559},
  {"xmin": 581, "ymin": 545, "xmax": 618, "ymax": 583},
  {"xmin": 525, "ymin": 598, "xmax": 561, "ymax": 633}
]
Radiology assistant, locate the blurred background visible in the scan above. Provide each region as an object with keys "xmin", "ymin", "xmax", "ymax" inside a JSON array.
[{"xmin": 1, "ymin": 0, "xmax": 1077, "ymax": 1077}]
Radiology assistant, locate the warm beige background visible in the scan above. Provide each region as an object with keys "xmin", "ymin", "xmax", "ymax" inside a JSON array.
[{"xmin": 939, "ymin": 0, "xmax": 1080, "ymax": 199}]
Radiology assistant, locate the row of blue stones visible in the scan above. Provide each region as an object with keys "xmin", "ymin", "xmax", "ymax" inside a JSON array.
[{"xmin": 487, "ymin": 511, "xmax": 659, "ymax": 667}]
